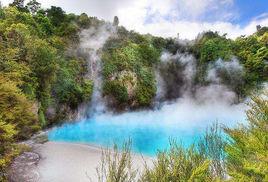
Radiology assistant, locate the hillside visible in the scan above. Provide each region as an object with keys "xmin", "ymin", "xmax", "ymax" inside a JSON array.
[{"xmin": 0, "ymin": 1, "xmax": 267, "ymax": 181}]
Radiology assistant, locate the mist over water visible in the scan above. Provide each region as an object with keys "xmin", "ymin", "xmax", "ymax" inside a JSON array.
[
  {"xmin": 49, "ymin": 95, "xmax": 246, "ymax": 155},
  {"xmin": 49, "ymin": 32, "xmax": 247, "ymax": 155}
]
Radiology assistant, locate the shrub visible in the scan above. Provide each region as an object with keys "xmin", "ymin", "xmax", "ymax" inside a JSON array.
[
  {"xmin": 224, "ymin": 91, "xmax": 268, "ymax": 181},
  {"xmin": 103, "ymin": 81, "xmax": 129, "ymax": 103},
  {"xmin": 141, "ymin": 142, "xmax": 212, "ymax": 182},
  {"xmin": 0, "ymin": 119, "xmax": 17, "ymax": 181},
  {"xmin": 95, "ymin": 141, "xmax": 137, "ymax": 182}
]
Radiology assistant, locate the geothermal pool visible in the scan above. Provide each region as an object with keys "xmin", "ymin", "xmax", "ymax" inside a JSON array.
[{"xmin": 48, "ymin": 100, "xmax": 246, "ymax": 156}]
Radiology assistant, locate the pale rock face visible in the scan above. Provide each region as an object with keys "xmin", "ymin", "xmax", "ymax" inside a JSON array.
[{"xmin": 117, "ymin": 70, "xmax": 138, "ymax": 98}]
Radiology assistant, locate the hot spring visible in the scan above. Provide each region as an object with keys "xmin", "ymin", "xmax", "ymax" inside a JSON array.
[
  {"xmin": 48, "ymin": 23, "xmax": 247, "ymax": 156},
  {"xmin": 48, "ymin": 97, "xmax": 246, "ymax": 156}
]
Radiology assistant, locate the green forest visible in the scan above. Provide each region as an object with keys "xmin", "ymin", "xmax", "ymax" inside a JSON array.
[{"xmin": 0, "ymin": 0, "xmax": 267, "ymax": 181}]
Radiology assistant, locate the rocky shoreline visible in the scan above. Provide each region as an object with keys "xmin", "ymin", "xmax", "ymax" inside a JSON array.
[
  {"xmin": 8, "ymin": 132, "xmax": 48, "ymax": 182},
  {"xmin": 7, "ymin": 133, "xmax": 152, "ymax": 182},
  {"xmin": 8, "ymin": 151, "xmax": 41, "ymax": 182}
]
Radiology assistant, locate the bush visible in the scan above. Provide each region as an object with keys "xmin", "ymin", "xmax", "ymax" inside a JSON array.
[
  {"xmin": 103, "ymin": 81, "xmax": 129, "ymax": 103},
  {"xmin": 0, "ymin": 119, "xmax": 17, "ymax": 181},
  {"xmin": 141, "ymin": 142, "xmax": 212, "ymax": 182},
  {"xmin": 95, "ymin": 141, "xmax": 137, "ymax": 182},
  {"xmin": 224, "ymin": 91, "xmax": 268, "ymax": 181},
  {"xmin": 95, "ymin": 124, "xmax": 228, "ymax": 182},
  {"xmin": 0, "ymin": 76, "xmax": 40, "ymax": 139}
]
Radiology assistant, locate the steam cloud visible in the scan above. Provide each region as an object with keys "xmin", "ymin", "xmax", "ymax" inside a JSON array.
[
  {"xmin": 77, "ymin": 24, "xmax": 117, "ymax": 118},
  {"xmin": 49, "ymin": 36, "xmax": 248, "ymax": 152},
  {"xmin": 75, "ymin": 27, "xmax": 247, "ymax": 135},
  {"xmin": 89, "ymin": 49, "xmax": 247, "ymax": 129},
  {"xmin": 156, "ymin": 50, "xmax": 245, "ymax": 105}
]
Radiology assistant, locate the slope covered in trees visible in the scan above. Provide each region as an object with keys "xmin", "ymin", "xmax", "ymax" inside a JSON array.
[{"xmin": 0, "ymin": 1, "xmax": 267, "ymax": 180}]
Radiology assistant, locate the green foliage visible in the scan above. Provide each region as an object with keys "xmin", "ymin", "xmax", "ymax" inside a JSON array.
[
  {"xmin": 27, "ymin": 39, "xmax": 57, "ymax": 108},
  {"xmin": 233, "ymin": 33, "xmax": 268, "ymax": 93},
  {"xmin": 136, "ymin": 68, "xmax": 156, "ymax": 106},
  {"xmin": 224, "ymin": 91, "xmax": 268, "ymax": 181},
  {"xmin": 38, "ymin": 109, "xmax": 46, "ymax": 127},
  {"xmin": 102, "ymin": 39, "xmax": 159, "ymax": 108},
  {"xmin": 95, "ymin": 100, "xmax": 268, "ymax": 182},
  {"xmin": 0, "ymin": 4, "xmax": 96, "ymax": 175},
  {"xmin": 95, "ymin": 124, "xmax": 228, "ymax": 181},
  {"xmin": 103, "ymin": 80, "xmax": 129, "ymax": 103},
  {"xmin": 0, "ymin": 119, "xmax": 17, "ymax": 181},
  {"xmin": 198, "ymin": 123, "xmax": 227, "ymax": 179},
  {"xmin": 34, "ymin": 12, "xmax": 54, "ymax": 36},
  {"xmin": 53, "ymin": 58, "xmax": 93, "ymax": 109},
  {"xmin": 141, "ymin": 142, "xmax": 212, "ymax": 182},
  {"xmin": 46, "ymin": 6, "xmax": 65, "ymax": 27},
  {"xmin": 200, "ymin": 37, "xmax": 233, "ymax": 63},
  {"xmin": 192, "ymin": 30, "xmax": 268, "ymax": 96},
  {"xmin": 0, "ymin": 3, "xmax": 267, "ymax": 180},
  {"xmin": 77, "ymin": 13, "xmax": 90, "ymax": 28},
  {"xmin": 82, "ymin": 79, "xmax": 94, "ymax": 99},
  {"xmin": 0, "ymin": 5, "xmax": 95, "ymax": 125},
  {"xmin": 0, "ymin": 76, "xmax": 40, "ymax": 139},
  {"xmin": 96, "ymin": 141, "xmax": 137, "ymax": 182}
]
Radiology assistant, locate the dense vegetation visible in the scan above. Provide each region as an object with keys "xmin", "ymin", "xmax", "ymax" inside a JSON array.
[
  {"xmin": 0, "ymin": 0, "xmax": 267, "ymax": 180},
  {"xmin": 102, "ymin": 34, "xmax": 160, "ymax": 108},
  {"xmin": 97, "ymin": 92, "xmax": 268, "ymax": 181},
  {"xmin": 102, "ymin": 27, "xmax": 267, "ymax": 105},
  {"xmin": 193, "ymin": 31, "xmax": 268, "ymax": 98},
  {"xmin": 0, "ymin": 1, "xmax": 95, "ymax": 179}
]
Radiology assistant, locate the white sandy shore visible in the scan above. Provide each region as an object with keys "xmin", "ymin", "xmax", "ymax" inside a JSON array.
[{"xmin": 33, "ymin": 141, "xmax": 153, "ymax": 182}]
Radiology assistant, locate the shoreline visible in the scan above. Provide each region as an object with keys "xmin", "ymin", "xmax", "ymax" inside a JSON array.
[{"xmin": 9, "ymin": 141, "xmax": 153, "ymax": 182}]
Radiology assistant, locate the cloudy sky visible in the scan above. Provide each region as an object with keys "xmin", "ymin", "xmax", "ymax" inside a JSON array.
[{"xmin": 1, "ymin": 0, "xmax": 268, "ymax": 39}]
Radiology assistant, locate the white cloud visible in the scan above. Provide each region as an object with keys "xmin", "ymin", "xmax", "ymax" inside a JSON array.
[
  {"xmin": 1, "ymin": 0, "xmax": 267, "ymax": 40},
  {"xmin": 128, "ymin": 17, "xmax": 268, "ymax": 40}
]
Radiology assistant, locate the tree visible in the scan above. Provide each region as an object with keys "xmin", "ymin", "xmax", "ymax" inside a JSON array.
[
  {"xmin": 54, "ymin": 61, "xmax": 93, "ymax": 110},
  {"xmin": 78, "ymin": 13, "xmax": 90, "ymax": 28},
  {"xmin": 0, "ymin": 75, "xmax": 40, "ymax": 139},
  {"xmin": 113, "ymin": 16, "xmax": 119, "ymax": 26},
  {"xmin": 46, "ymin": 6, "xmax": 65, "ymax": 27},
  {"xmin": 26, "ymin": 39, "xmax": 57, "ymax": 109},
  {"xmin": 225, "ymin": 91, "xmax": 268, "ymax": 181},
  {"xmin": 26, "ymin": 0, "xmax": 41, "ymax": 14},
  {"xmin": 9, "ymin": 0, "xmax": 28, "ymax": 12},
  {"xmin": 9, "ymin": 0, "xmax": 24, "ymax": 8}
]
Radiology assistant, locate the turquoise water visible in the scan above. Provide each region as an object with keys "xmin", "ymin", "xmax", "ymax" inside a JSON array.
[{"xmin": 49, "ymin": 101, "xmax": 246, "ymax": 156}]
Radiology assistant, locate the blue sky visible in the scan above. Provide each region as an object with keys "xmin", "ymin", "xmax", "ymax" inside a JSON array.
[
  {"xmin": 1, "ymin": 0, "xmax": 268, "ymax": 39},
  {"xmin": 232, "ymin": 0, "xmax": 268, "ymax": 25}
]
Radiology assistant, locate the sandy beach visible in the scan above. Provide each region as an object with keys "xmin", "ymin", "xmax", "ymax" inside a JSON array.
[{"xmin": 31, "ymin": 142, "xmax": 152, "ymax": 182}]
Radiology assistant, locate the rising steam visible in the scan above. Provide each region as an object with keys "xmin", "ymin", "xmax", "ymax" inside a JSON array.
[
  {"xmin": 156, "ymin": 50, "xmax": 245, "ymax": 105},
  {"xmin": 49, "ymin": 36, "xmax": 248, "ymax": 153},
  {"xmin": 77, "ymin": 24, "xmax": 117, "ymax": 118}
]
